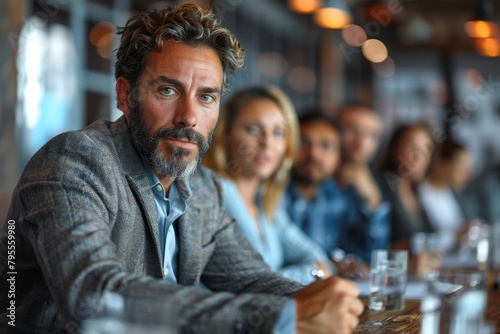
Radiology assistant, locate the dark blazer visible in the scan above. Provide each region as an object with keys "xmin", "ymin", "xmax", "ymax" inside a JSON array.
[
  {"xmin": 0, "ymin": 117, "xmax": 302, "ymax": 333},
  {"xmin": 459, "ymin": 165, "xmax": 500, "ymax": 224},
  {"xmin": 379, "ymin": 172, "xmax": 435, "ymax": 246}
]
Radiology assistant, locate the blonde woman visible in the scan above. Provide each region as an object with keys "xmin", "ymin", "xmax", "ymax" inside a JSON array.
[{"xmin": 204, "ymin": 86, "xmax": 334, "ymax": 284}]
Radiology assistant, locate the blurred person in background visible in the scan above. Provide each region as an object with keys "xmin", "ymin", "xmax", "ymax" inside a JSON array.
[
  {"xmin": 284, "ymin": 111, "xmax": 367, "ymax": 278},
  {"xmin": 379, "ymin": 124, "xmax": 436, "ymax": 248},
  {"xmin": 335, "ymin": 104, "xmax": 390, "ymax": 262},
  {"xmin": 203, "ymin": 87, "xmax": 335, "ymax": 285},
  {"xmin": 284, "ymin": 112, "xmax": 345, "ymax": 257},
  {"xmin": 460, "ymin": 161, "xmax": 500, "ymax": 225},
  {"xmin": 379, "ymin": 124, "xmax": 438, "ymax": 276},
  {"xmin": 418, "ymin": 137, "xmax": 474, "ymax": 252}
]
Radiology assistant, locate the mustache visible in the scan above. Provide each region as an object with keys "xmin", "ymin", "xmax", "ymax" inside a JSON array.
[
  {"xmin": 153, "ymin": 126, "xmax": 210, "ymax": 152},
  {"xmin": 303, "ymin": 158, "xmax": 323, "ymax": 167}
]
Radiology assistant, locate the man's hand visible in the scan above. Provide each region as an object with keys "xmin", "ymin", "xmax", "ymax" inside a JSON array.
[
  {"xmin": 333, "ymin": 255, "xmax": 370, "ymax": 280},
  {"xmin": 294, "ymin": 277, "xmax": 364, "ymax": 334},
  {"xmin": 338, "ymin": 163, "xmax": 381, "ymax": 210}
]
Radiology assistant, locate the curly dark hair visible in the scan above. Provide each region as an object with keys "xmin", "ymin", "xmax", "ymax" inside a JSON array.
[{"xmin": 115, "ymin": 3, "xmax": 244, "ymax": 95}]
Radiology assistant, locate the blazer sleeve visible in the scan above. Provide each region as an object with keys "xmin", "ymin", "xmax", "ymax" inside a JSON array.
[{"xmin": 5, "ymin": 131, "xmax": 302, "ymax": 334}]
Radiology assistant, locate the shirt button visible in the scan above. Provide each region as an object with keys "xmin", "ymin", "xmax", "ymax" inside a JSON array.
[
  {"xmin": 156, "ymin": 184, "xmax": 163, "ymax": 192},
  {"xmin": 163, "ymin": 268, "xmax": 169, "ymax": 277}
]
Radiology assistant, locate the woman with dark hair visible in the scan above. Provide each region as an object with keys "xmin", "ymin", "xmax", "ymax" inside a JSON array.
[
  {"xmin": 419, "ymin": 137, "xmax": 473, "ymax": 252},
  {"xmin": 379, "ymin": 124, "xmax": 436, "ymax": 249}
]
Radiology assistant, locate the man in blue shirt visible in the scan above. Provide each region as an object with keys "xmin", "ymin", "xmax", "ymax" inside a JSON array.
[
  {"xmin": 285, "ymin": 112, "xmax": 357, "ymax": 276},
  {"xmin": 285, "ymin": 111, "xmax": 388, "ymax": 275},
  {"xmin": 0, "ymin": 4, "xmax": 363, "ymax": 334},
  {"xmin": 335, "ymin": 104, "xmax": 390, "ymax": 261},
  {"xmin": 285, "ymin": 112, "xmax": 347, "ymax": 253}
]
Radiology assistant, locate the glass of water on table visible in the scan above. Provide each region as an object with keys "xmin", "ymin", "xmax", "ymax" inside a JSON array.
[{"xmin": 369, "ymin": 249, "xmax": 408, "ymax": 311}]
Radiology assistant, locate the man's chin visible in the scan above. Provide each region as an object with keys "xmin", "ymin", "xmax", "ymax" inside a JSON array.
[
  {"xmin": 303, "ymin": 168, "xmax": 325, "ymax": 180},
  {"xmin": 346, "ymin": 154, "xmax": 369, "ymax": 164},
  {"xmin": 160, "ymin": 148, "xmax": 198, "ymax": 162},
  {"xmin": 293, "ymin": 173, "xmax": 323, "ymax": 186}
]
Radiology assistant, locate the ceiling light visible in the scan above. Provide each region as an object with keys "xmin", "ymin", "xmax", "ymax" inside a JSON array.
[
  {"xmin": 314, "ymin": 0, "xmax": 351, "ymax": 29},
  {"xmin": 289, "ymin": 0, "xmax": 322, "ymax": 14},
  {"xmin": 465, "ymin": 0, "xmax": 498, "ymax": 38}
]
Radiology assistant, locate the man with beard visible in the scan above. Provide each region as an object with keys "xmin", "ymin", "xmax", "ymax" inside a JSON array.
[
  {"xmin": 335, "ymin": 104, "xmax": 390, "ymax": 262},
  {"xmin": 285, "ymin": 112, "xmax": 367, "ymax": 277},
  {"xmin": 0, "ymin": 4, "xmax": 363, "ymax": 334},
  {"xmin": 285, "ymin": 112, "xmax": 343, "ymax": 249}
]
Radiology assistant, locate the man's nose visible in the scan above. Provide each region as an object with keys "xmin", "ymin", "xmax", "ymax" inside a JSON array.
[{"xmin": 174, "ymin": 97, "xmax": 197, "ymax": 128}]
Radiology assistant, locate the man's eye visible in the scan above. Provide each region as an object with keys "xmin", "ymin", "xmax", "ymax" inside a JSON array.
[
  {"xmin": 200, "ymin": 94, "xmax": 215, "ymax": 103},
  {"xmin": 161, "ymin": 87, "xmax": 175, "ymax": 95}
]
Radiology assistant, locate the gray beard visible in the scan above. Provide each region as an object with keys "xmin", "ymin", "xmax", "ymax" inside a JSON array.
[
  {"xmin": 127, "ymin": 97, "xmax": 212, "ymax": 179},
  {"xmin": 147, "ymin": 144, "xmax": 200, "ymax": 179}
]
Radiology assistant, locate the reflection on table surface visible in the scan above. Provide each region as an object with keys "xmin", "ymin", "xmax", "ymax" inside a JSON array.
[{"xmin": 353, "ymin": 270, "xmax": 500, "ymax": 334}]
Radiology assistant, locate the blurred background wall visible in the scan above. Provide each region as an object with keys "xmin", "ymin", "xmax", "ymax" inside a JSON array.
[
  {"xmin": 1, "ymin": 0, "xmax": 24, "ymax": 223},
  {"xmin": 1, "ymin": 0, "xmax": 500, "ymax": 222}
]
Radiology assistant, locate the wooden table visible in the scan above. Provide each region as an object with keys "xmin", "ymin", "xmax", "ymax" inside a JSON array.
[{"xmin": 353, "ymin": 271, "xmax": 500, "ymax": 333}]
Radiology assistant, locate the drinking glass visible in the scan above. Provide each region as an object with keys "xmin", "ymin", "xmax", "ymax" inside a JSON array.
[
  {"xmin": 369, "ymin": 250, "xmax": 408, "ymax": 311},
  {"xmin": 458, "ymin": 220, "xmax": 491, "ymax": 270},
  {"xmin": 411, "ymin": 232, "xmax": 442, "ymax": 277},
  {"xmin": 420, "ymin": 270, "xmax": 488, "ymax": 334}
]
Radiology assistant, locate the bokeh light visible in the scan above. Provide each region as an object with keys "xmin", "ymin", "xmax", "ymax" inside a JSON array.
[
  {"xmin": 362, "ymin": 39, "xmax": 388, "ymax": 63},
  {"xmin": 474, "ymin": 37, "xmax": 500, "ymax": 57},
  {"xmin": 465, "ymin": 69, "xmax": 484, "ymax": 91},
  {"xmin": 314, "ymin": 7, "xmax": 351, "ymax": 29},
  {"xmin": 341, "ymin": 24, "xmax": 367, "ymax": 47},
  {"xmin": 465, "ymin": 20, "xmax": 498, "ymax": 39},
  {"xmin": 372, "ymin": 56, "xmax": 395, "ymax": 77},
  {"xmin": 89, "ymin": 22, "xmax": 115, "ymax": 59},
  {"xmin": 258, "ymin": 52, "xmax": 289, "ymax": 78},
  {"xmin": 289, "ymin": 0, "xmax": 321, "ymax": 14},
  {"xmin": 288, "ymin": 66, "xmax": 316, "ymax": 93}
]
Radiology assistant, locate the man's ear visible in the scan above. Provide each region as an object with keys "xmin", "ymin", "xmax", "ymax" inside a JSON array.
[{"xmin": 116, "ymin": 77, "xmax": 132, "ymax": 119}]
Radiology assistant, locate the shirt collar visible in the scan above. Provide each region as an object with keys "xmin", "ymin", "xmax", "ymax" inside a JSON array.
[{"xmin": 142, "ymin": 159, "xmax": 192, "ymax": 203}]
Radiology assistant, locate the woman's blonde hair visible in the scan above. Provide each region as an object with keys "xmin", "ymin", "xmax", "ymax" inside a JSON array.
[{"xmin": 204, "ymin": 86, "xmax": 299, "ymax": 219}]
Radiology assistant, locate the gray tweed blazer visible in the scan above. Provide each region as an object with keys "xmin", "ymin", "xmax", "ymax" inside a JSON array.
[{"xmin": 0, "ymin": 116, "xmax": 302, "ymax": 333}]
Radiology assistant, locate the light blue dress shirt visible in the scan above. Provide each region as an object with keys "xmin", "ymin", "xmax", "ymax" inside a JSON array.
[
  {"xmin": 221, "ymin": 178, "xmax": 334, "ymax": 285},
  {"xmin": 285, "ymin": 180, "xmax": 390, "ymax": 263},
  {"xmin": 144, "ymin": 166, "xmax": 191, "ymax": 282},
  {"xmin": 144, "ymin": 166, "xmax": 296, "ymax": 333}
]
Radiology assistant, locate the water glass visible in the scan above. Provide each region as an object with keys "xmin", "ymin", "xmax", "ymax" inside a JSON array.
[
  {"xmin": 411, "ymin": 232, "xmax": 442, "ymax": 277},
  {"xmin": 458, "ymin": 220, "xmax": 491, "ymax": 270},
  {"xmin": 420, "ymin": 270, "xmax": 488, "ymax": 334},
  {"xmin": 369, "ymin": 250, "xmax": 408, "ymax": 311}
]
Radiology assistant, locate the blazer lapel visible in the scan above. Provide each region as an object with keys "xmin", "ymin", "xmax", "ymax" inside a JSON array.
[
  {"xmin": 176, "ymin": 206, "xmax": 203, "ymax": 285},
  {"xmin": 125, "ymin": 175, "xmax": 163, "ymax": 270},
  {"xmin": 112, "ymin": 117, "xmax": 163, "ymax": 275}
]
